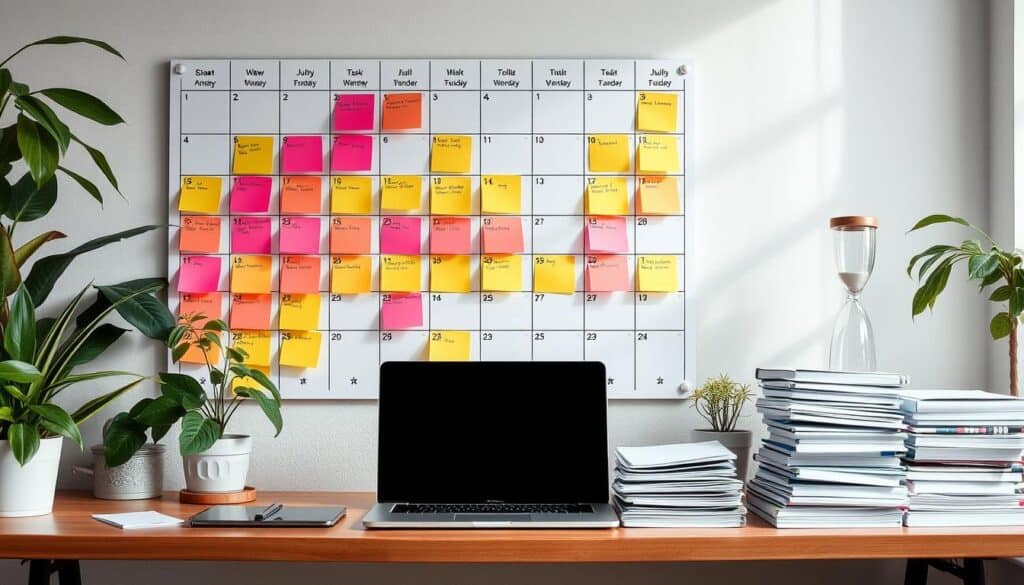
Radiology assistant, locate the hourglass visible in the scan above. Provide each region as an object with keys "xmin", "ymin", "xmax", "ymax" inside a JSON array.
[{"xmin": 828, "ymin": 216, "xmax": 878, "ymax": 371}]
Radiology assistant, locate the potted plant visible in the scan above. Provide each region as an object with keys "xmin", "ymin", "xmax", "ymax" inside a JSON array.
[{"xmin": 689, "ymin": 374, "xmax": 754, "ymax": 480}]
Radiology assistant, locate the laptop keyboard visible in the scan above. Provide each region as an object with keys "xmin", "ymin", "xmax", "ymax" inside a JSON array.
[{"xmin": 392, "ymin": 503, "xmax": 593, "ymax": 514}]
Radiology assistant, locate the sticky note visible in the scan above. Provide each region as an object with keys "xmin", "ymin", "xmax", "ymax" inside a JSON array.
[
  {"xmin": 231, "ymin": 330, "xmax": 271, "ymax": 368},
  {"xmin": 232, "ymin": 136, "xmax": 274, "ymax": 175},
  {"xmin": 230, "ymin": 216, "xmax": 271, "ymax": 254},
  {"xmin": 280, "ymin": 293, "xmax": 321, "ymax": 330},
  {"xmin": 588, "ymin": 134, "xmax": 630, "ymax": 173},
  {"xmin": 178, "ymin": 292, "xmax": 223, "ymax": 365},
  {"xmin": 380, "ymin": 255, "xmax": 421, "ymax": 292},
  {"xmin": 637, "ymin": 176, "xmax": 681, "ymax": 214},
  {"xmin": 231, "ymin": 364, "xmax": 270, "ymax": 393},
  {"xmin": 230, "ymin": 255, "xmax": 272, "ymax": 294},
  {"xmin": 382, "ymin": 92, "xmax": 422, "ymax": 130},
  {"xmin": 334, "ymin": 93, "xmax": 375, "ymax": 131},
  {"xmin": 330, "ymin": 176, "xmax": 373, "ymax": 214},
  {"xmin": 331, "ymin": 134, "xmax": 373, "ymax": 172},
  {"xmin": 280, "ymin": 255, "xmax": 321, "ymax": 294},
  {"xmin": 481, "ymin": 217, "xmax": 523, "ymax": 254},
  {"xmin": 585, "ymin": 216, "xmax": 629, "ymax": 254},
  {"xmin": 637, "ymin": 135, "xmax": 680, "ymax": 173},
  {"xmin": 280, "ymin": 330, "xmax": 322, "ymax": 369},
  {"xmin": 430, "ymin": 255, "xmax": 471, "ymax": 293},
  {"xmin": 381, "ymin": 293, "xmax": 423, "ymax": 330},
  {"xmin": 381, "ymin": 175, "xmax": 422, "ymax": 211},
  {"xmin": 636, "ymin": 92, "xmax": 678, "ymax": 132},
  {"xmin": 330, "ymin": 217, "xmax": 372, "ymax": 254},
  {"xmin": 534, "ymin": 255, "xmax": 575, "ymax": 294},
  {"xmin": 281, "ymin": 176, "xmax": 322, "ymax": 214},
  {"xmin": 481, "ymin": 254, "xmax": 522, "ymax": 291},
  {"xmin": 586, "ymin": 177, "xmax": 629, "ymax": 215},
  {"xmin": 178, "ymin": 256, "xmax": 221, "ymax": 293},
  {"xmin": 430, "ymin": 176, "xmax": 471, "ymax": 214},
  {"xmin": 430, "ymin": 217, "xmax": 471, "ymax": 255},
  {"xmin": 586, "ymin": 255, "xmax": 630, "ymax": 292},
  {"xmin": 429, "ymin": 330, "xmax": 470, "ymax": 361},
  {"xmin": 481, "ymin": 175, "xmax": 521, "ymax": 214},
  {"xmin": 179, "ymin": 176, "xmax": 222, "ymax": 214},
  {"xmin": 230, "ymin": 294, "xmax": 272, "ymax": 330},
  {"xmin": 637, "ymin": 255, "xmax": 680, "ymax": 292},
  {"xmin": 180, "ymin": 216, "xmax": 221, "ymax": 253},
  {"xmin": 430, "ymin": 135, "xmax": 472, "ymax": 173},
  {"xmin": 331, "ymin": 256, "xmax": 372, "ymax": 294},
  {"xmin": 230, "ymin": 176, "xmax": 272, "ymax": 213},
  {"xmin": 380, "ymin": 216, "xmax": 422, "ymax": 254},
  {"xmin": 279, "ymin": 216, "xmax": 321, "ymax": 254},
  {"xmin": 281, "ymin": 135, "xmax": 323, "ymax": 173}
]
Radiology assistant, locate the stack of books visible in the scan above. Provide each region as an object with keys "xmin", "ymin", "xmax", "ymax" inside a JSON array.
[
  {"xmin": 899, "ymin": 389, "xmax": 1024, "ymax": 527},
  {"xmin": 613, "ymin": 441, "xmax": 746, "ymax": 527},
  {"xmin": 747, "ymin": 368, "xmax": 909, "ymax": 528}
]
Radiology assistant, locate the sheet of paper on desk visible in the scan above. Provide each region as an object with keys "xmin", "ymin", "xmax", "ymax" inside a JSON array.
[
  {"xmin": 617, "ymin": 441, "xmax": 737, "ymax": 469},
  {"xmin": 93, "ymin": 511, "xmax": 184, "ymax": 530}
]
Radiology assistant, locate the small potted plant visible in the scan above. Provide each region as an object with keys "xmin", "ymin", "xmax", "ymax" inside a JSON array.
[{"xmin": 689, "ymin": 374, "xmax": 754, "ymax": 480}]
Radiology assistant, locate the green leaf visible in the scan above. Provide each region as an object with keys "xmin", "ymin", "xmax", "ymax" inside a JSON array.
[
  {"xmin": 15, "ymin": 95, "xmax": 70, "ymax": 153},
  {"xmin": 961, "ymin": 240, "xmax": 983, "ymax": 255},
  {"xmin": 0, "ymin": 224, "xmax": 21, "ymax": 298},
  {"xmin": 908, "ymin": 214, "xmax": 971, "ymax": 233},
  {"xmin": 134, "ymin": 395, "xmax": 186, "ymax": 426},
  {"xmin": 0, "ymin": 69, "xmax": 10, "ymax": 97},
  {"xmin": 990, "ymin": 285, "xmax": 1013, "ymax": 302},
  {"xmin": 0, "ymin": 359, "xmax": 41, "ymax": 383},
  {"xmin": 70, "ymin": 134, "xmax": 118, "ymax": 193},
  {"xmin": 8, "ymin": 81, "xmax": 28, "ymax": 97},
  {"xmin": 0, "ymin": 123, "xmax": 20, "ymax": 168},
  {"xmin": 1012, "ymin": 288, "xmax": 1024, "ymax": 317},
  {"xmin": 8, "ymin": 422, "xmax": 39, "ymax": 465},
  {"xmin": 158, "ymin": 372, "xmax": 206, "ymax": 410},
  {"xmin": 28, "ymin": 404, "xmax": 82, "ymax": 449},
  {"xmin": 968, "ymin": 252, "xmax": 1001, "ymax": 280},
  {"xmin": 907, "ymin": 244, "xmax": 955, "ymax": 277},
  {"xmin": 236, "ymin": 387, "xmax": 283, "ymax": 436},
  {"xmin": 912, "ymin": 261, "xmax": 953, "ymax": 317},
  {"xmin": 68, "ymin": 376, "xmax": 145, "ymax": 425},
  {"xmin": 150, "ymin": 424, "xmax": 171, "ymax": 444},
  {"xmin": 916, "ymin": 252, "xmax": 948, "ymax": 281},
  {"xmin": 6, "ymin": 171, "xmax": 57, "ymax": 222},
  {"xmin": 102, "ymin": 412, "xmax": 146, "ymax": 467},
  {"xmin": 178, "ymin": 411, "xmax": 220, "ymax": 455},
  {"xmin": 4, "ymin": 285, "xmax": 35, "ymax": 362},
  {"xmin": 57, "ymin": 166, "xmax": 102, "ymax": 204},
  {"xmin": 16, "ymin": 114, "xmax": 57, "ymax": 187},
  {"xmin": 171, "ymin": 343, "xmax": 189, "ymax": 363},
  {"xmin": 96, "ymin": 279, "xmax": 174, "ymax": 340},
  {"xmin": 241, "ymin": 366, "xmax": 280, "ymax": 403},
  {"xmin": 991, "ymin": 312, "xmax": 1013, "ymax": 339},
  {"xmin": 35, "ymin": 317, "xmax": 55, "ymax": 342},
  {"xmin": 1, "ymin": 36, "xmax": 124, "ymax": 67},
  {"xmin": 63, "ymin": 323, "xmax": 127, "ymax": 368},
  {"xmin": 4, "ymin": 384, "xmax": 28, "ymax": 403},
  {"xmin": 127, "ymin": 397, "xmax": 153, "ymax": 418},
  {"xmin": 39, "ymin": 88, "xmax": 124, "ymax": 126},
  {"xmin": 0, "ymin": 406, "xmax": 13, "ymax": 422},
  {"xmin": 14, "ymin": 230, "xmax": 65, "ymax": 268},
  {"xmin": 75, "ymin": 277, "xmax": 165, "ymax": 329},
  {"xmin": 980, "ymin": 267, "xmax": 1004, "ymax": 289}
]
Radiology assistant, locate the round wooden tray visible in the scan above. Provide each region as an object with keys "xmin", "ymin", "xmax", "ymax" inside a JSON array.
[{"xmin": 179, "ymin": 486, "xmax": 256, "ymax": 505}]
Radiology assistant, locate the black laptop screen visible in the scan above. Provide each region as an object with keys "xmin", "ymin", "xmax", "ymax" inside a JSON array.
[{"xmin": 377, "ymin": 361, "xmax": 609, "ymax": 503}]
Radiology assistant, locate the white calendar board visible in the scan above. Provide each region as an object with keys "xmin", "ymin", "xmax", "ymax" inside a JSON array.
[{"xmin": 168, "ymin": 59, "xmax": 694, "ymax": 399}]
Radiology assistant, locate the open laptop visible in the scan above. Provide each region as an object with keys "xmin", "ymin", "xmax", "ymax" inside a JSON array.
[{"xmin": 362, "ymin": 361, "xmax": 620, "ymax": 528}]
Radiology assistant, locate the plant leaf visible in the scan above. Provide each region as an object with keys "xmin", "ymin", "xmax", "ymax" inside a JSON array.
[
  {"xmin": 15, "ymin": 95, "xmax": 70, "ymax": 153},
  {"xmin": 1, "ymin": 36, "xmax": 124, "ymax": 67},
  {"xmin": 62, "ymin": 323, "xmax": 128, "ymax": 368},
  {"xmin": 907, "ymin": 245, "xmax": 956, "ymax": 277},
  {"xmin": 14, "ymin": 230, "xmax": 65, "ymax": 267},
  {"xmin": 28, "ymin": 403, "xmax": 82, "ymax": 449},
  {"xmin": 68, "ymin": 376, "xmax": 145, "ymax": 425},
  {"xmin": 57, "ymin": 166, "xmax": 102, "ymax": 205},
  {"xmin": 8, "ymin": 422, "xmax": 40, "ymax": 465},
  {"xmin": 0, "ymin": 223, "xmax": 21, "ymax": 296},
  {"xmin": 178, "ymin": 411, "xmax": 220, "ymax": 455},
  {"xmin": 990, "ymin": 285, "xmax": 1013, "ymax": 302},
  {"xmin": 102, "ymin": 412, "xmax": 147, "ymax": 467},
  {"xmin": 1012, "ymin": 288, "xmax": 1024, "ymax": 317},
  {"xmin": 912, "ymin": 261, "xmax": 953, "ymax": 317},
  {"xmin": 96, "ymin": 279, "xmax": 174, "ymax": 340},
  {"xmin": 6, "ymin": 172, "xmax": 57, "ymax": 222},
  {"xmin": 4, "ymin": 285, "xmax": 35, "ymax": 362},
  {"xmin": 991, "ymin": 312, "xmax": 1013, "ymax": 340},
  {"xmin": 0, "ymin": 359, "xmax": 41, "ymax": 383},
  {"xmin": 968, "ymin": 252, "xmax": 1001, "ymax": 280},
  {"xmin": 0, "ymin": 69, "xmax": 10, "ymax": 97},
  {"xmin": 235, "ymin": 387, "xmax": 283, "ymax": 436},
  {"xmin": 70, "ymin": 134, "xmax": 118, "ymax": 193},
  {"xmin": 15, "ymin": 114, "xmax": 57, "ymax": 187},
  {"xmin": 158, "ymin": 372, "xmax": 206, "ymax": 410},
  {"xmin": 39, "ymin": 88, "xmax": 124, "ymax": 126},
  {"xmin": 134, "ymin": 395, "xmax": 186, "ymax": 426},
  {"xmin": 75, "ymin": 277, "xmax": 166, "ymax": 329},
  {"xmin": 908, "ymin": 214, "xmax": 971, "ymax": 233}
]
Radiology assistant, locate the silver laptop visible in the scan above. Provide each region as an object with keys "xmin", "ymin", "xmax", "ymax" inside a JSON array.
[{"xmin": 363, "ymin": 361, "xmax": 620, "ymax": 528}]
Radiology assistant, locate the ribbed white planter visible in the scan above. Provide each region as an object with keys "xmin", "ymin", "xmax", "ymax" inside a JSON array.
[
  {"xmin": 182, "ymin": 434, "xmax": 252, "ymax": 492},
  {"xmin": 0, "ymin": 437, "xmax": 63, "ymax": 517}
]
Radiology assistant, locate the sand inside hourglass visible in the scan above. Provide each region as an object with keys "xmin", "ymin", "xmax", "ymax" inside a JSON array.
[{"xmin": 838, "ymin": 271, "xmax": 870, "ymax": 294}]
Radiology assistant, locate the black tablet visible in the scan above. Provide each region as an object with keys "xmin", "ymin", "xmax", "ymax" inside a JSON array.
[{"xmin": 189, "ymin": 505, "xmax": 346, "ymax": 528}]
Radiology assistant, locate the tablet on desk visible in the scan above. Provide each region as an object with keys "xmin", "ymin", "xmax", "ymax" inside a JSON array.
[{"xmin": 189, "ymin": 504, "xmax": 346, "ymax": 528}]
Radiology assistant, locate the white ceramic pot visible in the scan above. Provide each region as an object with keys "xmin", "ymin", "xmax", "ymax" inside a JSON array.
[
  {"xmin": 0, "ymin": 437, "xmax": 63, "ymax": 517},
  {"xmin": 691, "ymin": 429, "xmax": 753, "ymax": 481},
  {"xmin": 182, "ymin": 434, "xmax": 252, "ymax": 492}
]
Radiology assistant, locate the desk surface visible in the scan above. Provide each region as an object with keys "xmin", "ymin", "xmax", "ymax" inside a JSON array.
[{"xmin": 2, "ymin": 491, "xmax": 1024, "ymax": 563}]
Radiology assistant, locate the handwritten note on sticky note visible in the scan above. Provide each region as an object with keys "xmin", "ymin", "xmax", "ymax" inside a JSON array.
[
  {"xmin": 331, "ymin": 134, "xmax": 373, "ymax": 172},
  {"xmin": 381, "ymin": 293, "xmax": 423, "ymax": 330},
  {"xmin": 232, "ymin": 136, "xmax": 274, "ymax": 175},
  {"xmin": 280, "ymin": 293, "xmax": 321, "ymax": 330},
  {"xmin": 179, "ymin": 176, "xmax": 222, "ymax": 214},
  {"xmin": 180, "ymin": 216, "xmax": 221, "ymax": 254},
  {"xmin": 636, "ymin": 92, "xmax": 678, "ymax": 132},
  {"xmin": 281, "ymin": 176, "xmax": 322, "ymax": 214},
  {"xmin": 279, "ymin": 217, "xmax": 321, "ymax": 255},
  {"xmin": 230, "ymin": 216, "xmax": 271, "ymax": 255},
  {"xmin": 637, "ymin": 135, "xmax": 680, "ymax": 173},
  {"xmin": 231, "ymin": 255, "xmax": 272, "ymax": 294},
  {"xmin": 534, "ymin": 255, "xmax": 575, "ymax": 294},
  {"xmin": 230, "ymin": 294, "xmax": 272, "ymax": 330},
  {"xmin": 382, "ymin": 92, "xmax": 422, "ymax": 130},
  {"xmin": 586, "ymin": 177, "xmax": 629, "ymax": 215},
  {"xmin": 179, "ymin": 292, "xmax": 222, "ymax": 322},
  {"xmin": 381, "ymin": 175, "xmax": 422, "ymax": 211},
  {"xmin": 637, "ymin": 176, "xmax": 681, "ymax": 214},
  {"xmin": 586, "ymin": 255, "xmax": 630, "ymax": 292},
  {"xmin": 231, "ymin": 364, "xmax": 270, "ymax": 392},
  {"xmin": 381, "ymin": 216, "xmax": 422, "ymax": 254},
  {"xmin": 430, "ymin": 135, "xmax": 472, "ymax": 173},
  {"xmin": 179, "ymin": 256, "xmax": 221, "ymax": 293},
  {"xmin": 330, "ymin": 176, "xmax": 373, "ymax": 214},
  {"xmin": 585, "ymin": 216, "xmax": 629, "ymax": 254},
  {"xmin": 430, "ymin": 217, "xmax": 471, "ymax": 255},
  {"xmin": 637, "ymin": 255, "xmax": 680, "ymax": 292},
  {"xmin": 280, "ymin": 255, "xmax": 321, "ymax": 294},
  {"xmin": 330, "ymin": 217, "xmax": 372, "ymax": 255},
  {"xmin": 429, "ymin": 330, "xmax": 470, "ymax": 361},
  {"xmin": 230, "ymin": 176, "xmax": 272, "ymax": 213},
  {"xmin": 588, "ymin": 134, "xmax": 630, "ymax": 173},
  {"xmin": 430, "ymin": 255, "xmax": 471, "ymax": 293},
  {"xmin": 232, "ymin": 330, "xmax": 271, "ymax": 368},
  {"xmin": 380, "ymin": 255, "xmax": 421, "ymax": 292},
  {"xmin": 481, "ymin": 254, "xmax": 522, "ymax": 291},
  {"xmin": 331, "ymin": 256, "xmax": 372, "ymax": 294},
  {"xmin": 334, "ymin": 93, "xmax": 375, "ymax": 131},
  {"xmin": 430, "ymin": 176, "xmax": 471, "ymax": 214},
  {"xmin": 280, "ymin": 330, "xmax": 322, "ymax": 369},
  {"xmin": 281, "ymin": 135, "xmax": 322, "ymax": 173},
  {"xmin": 481, "ymin": 217, "xmax": 523, "ymax": 254},
  {"xmin": 481, "ymin": 175, "xmax": 521, "ymax": 214}
]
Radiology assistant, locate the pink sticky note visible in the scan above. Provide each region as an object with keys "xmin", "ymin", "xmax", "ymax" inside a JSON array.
[
  {"xmin": 585, "ymin": 216, "xmax": 629, "ymax": 253},
  {"xmin": 586, "ymin": 256, "xmax": 630, "ymax": 292},
  {"xmin": 481, "ymin": 217, "xmax": 523, "ymax": 254},
  {"xmin": 331, "ymin": 135, "xmax": 373, "ymax": 172},
  {"xmin": 281, "ymin": 135, "xmax": 323, "ymax": 173},
  {"xmin": 381, "ymin": 293, "xmax": 423, "ymax": 330},
  {"xmin": 380, "ymin": 216, "xmax": 422, "ymax": 254},
  {"xmin": 230, "ymin": 176, "xmax": 272, "ymax": 213},
  {"xmin": 334, "ymin": 94, "xmax": 375, "ymax": 131},
  {"xmin": 279, "ymin": 216, "xmax": 321, "ymax": 254},
  {"xmin": 430, "ymin": 217, "xmax": 471, "ymax": 254},
  {"xmin": 178, "ymin": 255, "xmax": 221, "ymax": 293},
  {"xmin": 230, "ymin": 216, "xmax": 271, "ymax": 254}
]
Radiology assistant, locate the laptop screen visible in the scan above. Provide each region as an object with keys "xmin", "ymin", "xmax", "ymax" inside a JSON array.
[{"xmin": 378, "ymin": 361, "xmax": 609, "ymax": 504}]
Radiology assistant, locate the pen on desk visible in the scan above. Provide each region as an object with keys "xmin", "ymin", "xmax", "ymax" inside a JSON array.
[{"xmin": 255, "ymin": 503, "xmax": 282, "ymax": 521}]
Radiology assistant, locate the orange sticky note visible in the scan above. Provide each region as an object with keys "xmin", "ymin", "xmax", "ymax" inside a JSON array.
[
  {"xmin": 230, "ymin": 255, "xmax": 272, "ymax": 294},
  {"xmin": 230, "ymin": 293, "xmax": 272, "ymax": 330},
  {"xmin": 429, "ymin": 217, "xmax": 471, "ymax": 255},
  {"xmin": 330, "ymin": 217, "xmax": 372, "ymax": 254},
  {"xmin": 281, "ymin": 176, "xmax": 322, "ymax": 214},
  {"xmin": 177, "ymin": 293, "xmax": 223, "ymax": 365},
  {"xmin": 586, "ymin": 255, "xmax": 630, "ymax": 292},
  {"xmin": 280, "ymin": 255, "xmax": 321, "ymax": 294},
  {"xmin": 430, "ymin": 255, "xmax": 471, "ymax": 293},
  {"xmin": 179, "ymin": 216, "xmax": 222, "ymax": 253},
  {"xmin": 331, "ymin": 255, "xmax": 372, "ymax": 294},
  {"xmin": 279, "ymin": 293, "xmax": 321, "ymax": 331},
  {"xmin": 330, "ymin": 176, "xmax": 373, "ymax": 214},
  {"xmin": 588, "ymin": 134, "xmax": 630, "ymax": 173},
  {"xmin": 179, "ymin": 176, "xmax": 222, "ymax": 214},
  {"xmin": 481, "ymin": 217, "xmax": 524, "ymax": 254},
  {"xmin": 231, "ymin": 330, "xmax": 272, "ymax": 368},
  {"xmin": 637, "ymin": 176, "xmax": 681, "ymax": 214},
  {"xmin": 382, "ymin": 92, "xmax": 423, "ymax": 130}
]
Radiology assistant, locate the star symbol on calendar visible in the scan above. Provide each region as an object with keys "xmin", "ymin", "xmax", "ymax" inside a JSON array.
[
  {"xmin": 300, "ymin": 378, "xmax": 307, "ymax": 385},
  {"xmin": 607, "ymin": 377, "xmax": 615, "ymax": 385},
  {"xmin": 656, "ymin": 377, "xmax": 665, "ymax": 385},
  {"xmin": 199, "ymin": 377, "xmax": 207, "ymax": 385},
  {"xmin": 350, "ymin": 377, "xmax": 358, "ymax": 385}
]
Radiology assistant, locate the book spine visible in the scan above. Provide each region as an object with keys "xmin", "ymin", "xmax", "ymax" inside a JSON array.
[{"xmin": 912, "ymin": 426, "xmax": 1024, "ymax": 435}]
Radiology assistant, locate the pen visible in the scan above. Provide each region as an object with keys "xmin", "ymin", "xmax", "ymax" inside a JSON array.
[{"xmin": 255, "ymin": 502, "xmax": 282, "ymax": 521}]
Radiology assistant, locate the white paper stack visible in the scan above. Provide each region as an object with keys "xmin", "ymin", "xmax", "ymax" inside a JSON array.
[{"xmin": 613, "ymin": 441, "xmax": 746, "ymax": 527}]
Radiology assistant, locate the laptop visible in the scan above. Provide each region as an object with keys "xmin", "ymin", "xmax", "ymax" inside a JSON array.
[{"xmin": 362, "ymin": 361, "xmax": 620, "ymax": 528}]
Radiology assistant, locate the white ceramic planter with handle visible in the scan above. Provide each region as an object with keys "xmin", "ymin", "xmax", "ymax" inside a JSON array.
[
  {"xmin": 0, "ymin": 437, "xmax": 63, "ymax": 517},
  {"xmin": 182, "ymin": 434, "xmax": 252, "ymax": 492}
]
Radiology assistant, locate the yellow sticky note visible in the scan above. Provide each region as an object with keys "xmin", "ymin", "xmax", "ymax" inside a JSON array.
[
  {"xmin": 430, "ymin": 135, "xmax": 472, "ymax": 173},
  {"xmin": 430, "ymin": 177, "xmax": 472, "ymax": 215},
  {"xmin": 280, "ymin": 330, "xmax": 322, "ymax": 368},
  {"xmin": 638, "ymin": 176, "xmax": 681, "ymax": 214},
  {"xmin": 231, "ymin": 330, "xmax": 271, "ymax": 367},
  {"xmin": 279, "ymin": 293, "xmax": 321, "ymax": 331},
  {"xmin": 231, "ymin": 365, "xmax": 270, "ymax": 393},
  {"xmin": 230, "ymin": 255, "xmax": 272, "ymax": 294},
  {"xmin": 481, "ymin": 254, "xmax": 522, "ymax": 291},
  {"xmin": 586, "ymin": 177, "xmax": 629, "ymax": 215},
  {"xmin": 429, "ymin": 330, "xmax": 470, "ymax": 361},
  {"xmin": 533, "ymin": 255, "xmax": 575, "ymax": 294},
  {"xmin": 331, "ymin": 255, "xmax": 372, "ymax": 294},
  {"xmin": 179, "ymin": 176, "xmax": 222, "ymax": 214},
  {"xmin": 381, "ymin": 254, "xmax": 421, "ymax": 292},
  {"xmin": 330, "ymin": 176, "xmax": 373, "ymax": 214},
  {"xmin": 381, "ymin": 175, "xmax": 422, "ymax": 211},
  {"xmin": 637, "ymin": 92, "xmax": 678, "ymax": 132},
  {"xmin": 430, "ymin": 255, "xmax": 471, "ymax": 293},
  {"xmin": 637, "ymin": 135, "xmax": 680, "ymax": 173},
  {"xmin": 232, "ymin": 136, "xmax": 274, "ymax": 175},
  {"xmin": 481, "ymin": 175, "xmax": 521, "ymax": 214},
  {"xmin": 588, "ymin": 134, "xmax": 630, "ymax": 173},
  {"xmin": 637, "ymin": 255, "xmax": 680, "ymax": 292}
]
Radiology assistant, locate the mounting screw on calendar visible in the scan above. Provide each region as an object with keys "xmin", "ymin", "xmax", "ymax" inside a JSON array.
[
  {"xmin": 676, "ymin": 65, "xmax": 688, "ymax": 76},
  {"xmin": 678, "ymin": 381, "xmax": 692, "ymax": 397},
  {"xmin": 173, "ymin": 63, "xmax": 187, "ymax": 75}
]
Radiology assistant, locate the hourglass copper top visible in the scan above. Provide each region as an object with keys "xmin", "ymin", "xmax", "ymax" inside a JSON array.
[{"xmin": 829, "ymin": 216, "xmax": 878, "ymax": 230}]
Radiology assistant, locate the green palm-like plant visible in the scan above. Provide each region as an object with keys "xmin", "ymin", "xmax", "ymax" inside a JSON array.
[{"xmin": 691, "ymin": 374, "xmax": 753, "ymax": 432}]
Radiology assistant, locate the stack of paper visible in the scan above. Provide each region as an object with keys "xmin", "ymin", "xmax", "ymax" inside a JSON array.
[
  {"xmin": 747, "ymin": 368, "xmax": 909, "ymax": 528},
  {"xmin": 613, "ymin": 441, "xmax": 746, "ymax": 527},
  {"xmin": 899, "ymin": 389, "xmax": 1024, "ymax": 527},
  {"xmin": 92, "ymin": 511, "xmax": 185, "ymax": 530}
]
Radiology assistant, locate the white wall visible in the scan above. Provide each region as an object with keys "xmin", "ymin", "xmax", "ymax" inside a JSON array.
[{"xmin": 0, "ymin": 0, "xmax": 1010, "ymax": 583}]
